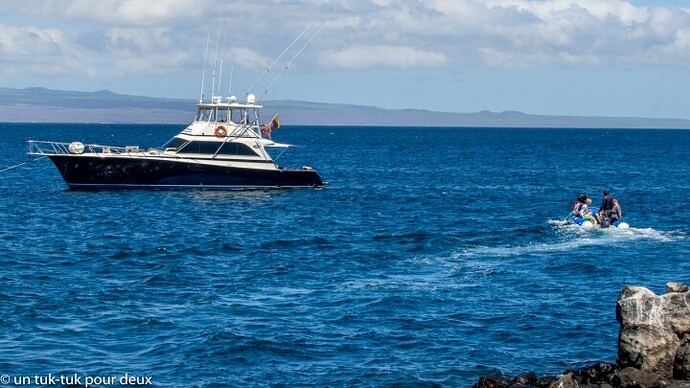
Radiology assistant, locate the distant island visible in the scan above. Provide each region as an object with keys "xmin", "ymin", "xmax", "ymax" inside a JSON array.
[{"xmin": 1, "ymin": 87, "xmax": 689, "ymax": 129}]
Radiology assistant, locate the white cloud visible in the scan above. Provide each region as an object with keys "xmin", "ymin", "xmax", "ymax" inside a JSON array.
[
  {"xmin": 320, "ymin": 45, "xmax": 447, "ymax": 69},
  {"xmin": 3, "ymin": 0, "xmax": 690, "ymax": 82},
  {"xmin": 0, "ymin": 25, "xmax": 63, "ymax": 57},
  {"xmin": 0, "ymin": 25, "xmax": 83, "ymax": 75},
  {"xmin": 105, "ymin": 27, "xmax": 176, "ymax": 52},
  {"xmin": 483, "ymin": 0, "xmax": 649, "ymax": 25},
  {"xmin": 227, "ymin": 47, "xmax": 269, "ymax": 70},
  {"xmin": 426, "ymin": 0, "xmax": 690, "ymax": 68},
  {"xmin": 10, "ymin": 0, "xmax": 201, "ymax": 27}
]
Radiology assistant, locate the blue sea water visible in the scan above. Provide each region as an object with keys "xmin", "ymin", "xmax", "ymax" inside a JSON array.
[{"xmin": 0, "ymin": 123, "xmax": 689, "ymax": 387}]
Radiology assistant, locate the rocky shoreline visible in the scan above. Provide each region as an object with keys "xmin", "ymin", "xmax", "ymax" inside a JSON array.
[{"xmin": 474, "ymin": 282, "xmax": 690, "ymax": 388}]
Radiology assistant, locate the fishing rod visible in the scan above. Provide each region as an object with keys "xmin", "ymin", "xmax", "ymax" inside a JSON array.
[
  {"xmin": 245, "ymin": 23, "xmax": 314, "ymax": 96},
  {"xmin": 257, "ymin": 22, "xmax": 325, "ymax": 102}
]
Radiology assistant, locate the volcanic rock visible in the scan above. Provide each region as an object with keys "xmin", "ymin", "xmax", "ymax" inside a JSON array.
[{"xmin": 616, "ymin": 283, "xmax": 690, "ymax": 379}]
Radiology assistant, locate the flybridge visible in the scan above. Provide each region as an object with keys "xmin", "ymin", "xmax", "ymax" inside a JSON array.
[
  {"xmin": 197, "ymin": 94, "xmax": 261, "ymax": 109},
  {"xmin": 196, "ymin": 94, "xmax": 263, "ymax": 109},
  {"xmin": 193, "ymin": 95, "xmax": 261, "ymax": 123}
]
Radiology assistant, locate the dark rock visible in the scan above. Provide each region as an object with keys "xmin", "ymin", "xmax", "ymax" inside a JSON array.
[
  {"xmin": 618, "ymin": 366, "xmax": 662, "ymax": 387},
  {"xmin": 511, "ymin": 373, "xmax": 557, "ymax": 387},
  {"xmin": 675, "ymin": 336, "xmax": 690, "ymax": 380},
  {"xmin": 473, "ymin": 376, "xmax": 509, "ymax": 388},
  {"xmin": 565, "ymin": 362, "xmax": 619, "ymax": 385},
  {"xmin": 472, "ymin": 373, "xmax": 555, "ymax": 388},
  {"xmin": 547, "ymin": 373, "xmax": 577, "ymax": 388},
  {"xmin": 512, "ymin": 373, "xmax": 538, "ymax": 386}
]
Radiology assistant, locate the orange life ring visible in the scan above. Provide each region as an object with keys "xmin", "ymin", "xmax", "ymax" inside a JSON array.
[{"xmin": 214, "ymin": 126, "xmax": 227, "ymax": 137}]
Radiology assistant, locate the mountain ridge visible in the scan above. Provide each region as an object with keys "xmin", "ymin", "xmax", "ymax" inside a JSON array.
[{"xmin": 1, "ymin": 87, "xmax": 689, "ymax": 128}]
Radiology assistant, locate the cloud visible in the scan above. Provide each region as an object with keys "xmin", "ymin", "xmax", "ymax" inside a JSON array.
[
  {"xmin": 7, "ymin": 0, "xmax": 201, "ymax": 27},
  {"xmin": 442, "ymin": 0, "xmax": 690, "ymax": 68},
  {"xmin": 313, "ymin": 0, "xmax": 690, "ymax": 69},
  {"xmin": 484, "ymin": 0, "xmax": 649, "ymax": 25},
  {"xmin": 0, "ymin": 25, "xmax": 82, "ymax": 75},
  {"xmin": 3, "ymin": 0, "xmax": 690, "ymax": 83},
  {"xmin": 320, "ymin": 44, "xmax": 447, "ymax": 69},
  {"xmin": 227, "ymin": 47, "xmax": 269, "ymax": 70}
]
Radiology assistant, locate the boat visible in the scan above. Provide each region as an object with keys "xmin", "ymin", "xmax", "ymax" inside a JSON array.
[
  {"xmin": 566, "ymin": 206, "xmax": 629, "ymax": 229},
  {"xmin": 27, "ymin": 94, "xmax": 324, "ymax": 190}
]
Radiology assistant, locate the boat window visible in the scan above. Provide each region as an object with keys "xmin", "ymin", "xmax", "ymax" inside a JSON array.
[
  {"xmin": 178, "ymin": 141, "xmax": 221, "ymax": 154},
  {"xmin": 161, "ymin": 137, "xmax": 187, "ymax": 150},
  {"xmin": 195, "ymin": 108, "xmax": 213, "ymax": 122},
  {"xmin": 218, "ymin": 142, "xmax": 258, "ymax": 156},
  {"xmin": 217, "ymin": 108, "xmax": 229, "ymax": 122},
  {"xmin": 177, "ymin": 141, "xmax": 258, "ymax": 156}
]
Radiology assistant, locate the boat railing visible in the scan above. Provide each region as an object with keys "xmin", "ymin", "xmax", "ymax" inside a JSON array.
[{"xmin": 28, "ymin": 140, "xmax": 141, "ymax": 156}]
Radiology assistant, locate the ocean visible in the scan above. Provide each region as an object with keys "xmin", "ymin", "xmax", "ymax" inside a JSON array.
[{"xmin": 0, "ymin": 123, "xmax": 688, "ymax": 387}]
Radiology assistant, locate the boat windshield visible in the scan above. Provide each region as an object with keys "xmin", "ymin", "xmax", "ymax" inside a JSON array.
[
  {"xmin": 161, "ymin": 137, "xmax": 187, "ymax": 150},
  {"xmin": 194, "ymin": 105, "xmax": 250, "ymax": 124},
  {"xmin": 195, "ymin": 106, "xmax": 237, "ymax": 123},
  {"xmin": 195, "ymin": 107, "xmax": 214, "ymax": 122}
]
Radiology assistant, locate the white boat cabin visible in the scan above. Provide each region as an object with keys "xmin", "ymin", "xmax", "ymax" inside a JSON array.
[{"xmin": 183, "ymin": 94, "xmax": 263, "ymax": 138}]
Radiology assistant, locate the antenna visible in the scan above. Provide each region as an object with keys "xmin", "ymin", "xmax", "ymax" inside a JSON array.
[
  {"xmin": 218, "ymin": 59, "xmax": 224, "ymax": 96},
  {"xmin": 199, "ymin": 33, "xmax": 211, "ymax": 103},
  {"xmin": 245, "ymin": 23, "xmax": 314, "ymax": 95},
  {"xmin": 257, "ymin": 22, "xmax": 324, "ymax": 102},
  {"xmin": 211, "ymin": 26, "xmax": 221, "ymax": 98},
  {"xmin": 227, "ymin": 65, "xmax": 234, "ymax": 97},
  {"xmin": 217, "ymin": 25, "xmax": 229, "ymax": 96}
]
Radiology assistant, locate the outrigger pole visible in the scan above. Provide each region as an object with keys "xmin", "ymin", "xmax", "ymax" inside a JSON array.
[
  {"xmin": 257, "ymin": 22, "xmax": 325, "ymax": 102},
  {"xmin": 245, "ymin": 23, "xmax": 314, "ymax": 96}
]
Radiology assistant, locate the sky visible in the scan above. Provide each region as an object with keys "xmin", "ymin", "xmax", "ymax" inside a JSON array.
[{"xmin": 2, "ymin": 0, "xmax": 690, "ymax": 119}]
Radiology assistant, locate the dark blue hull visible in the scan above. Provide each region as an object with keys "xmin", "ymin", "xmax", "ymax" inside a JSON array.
[{"xmin": 48, "ymin": 155, "xmax": 323, "ymax": 190}]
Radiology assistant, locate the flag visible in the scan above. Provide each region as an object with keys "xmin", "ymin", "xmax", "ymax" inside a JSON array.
[
  {"xmin": 262, "ymin": 114, "xmax": 280, "ymax": 138},
  {"xmin": 270, "ymin": 114, "xmax": 281, "ymax": 131}
]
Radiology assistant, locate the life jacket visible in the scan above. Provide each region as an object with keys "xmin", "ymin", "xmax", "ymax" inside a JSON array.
[{"xmin": 572, "ymin": 202, "xmax": 584, "ymax": 217}]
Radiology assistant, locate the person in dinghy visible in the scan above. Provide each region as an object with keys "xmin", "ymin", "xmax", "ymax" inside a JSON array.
[
  {"xmin": 567, "ymin": 193, "xmax": 629, "ymax": 229},
  {"xmin": 569, "ymin": 194, "xmax": 598, "ymax": 227}
]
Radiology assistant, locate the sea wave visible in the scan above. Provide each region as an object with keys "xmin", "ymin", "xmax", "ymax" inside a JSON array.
[{"xmin": 2, "ymin": 124, "xmax": 689, "ymax": 386}]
